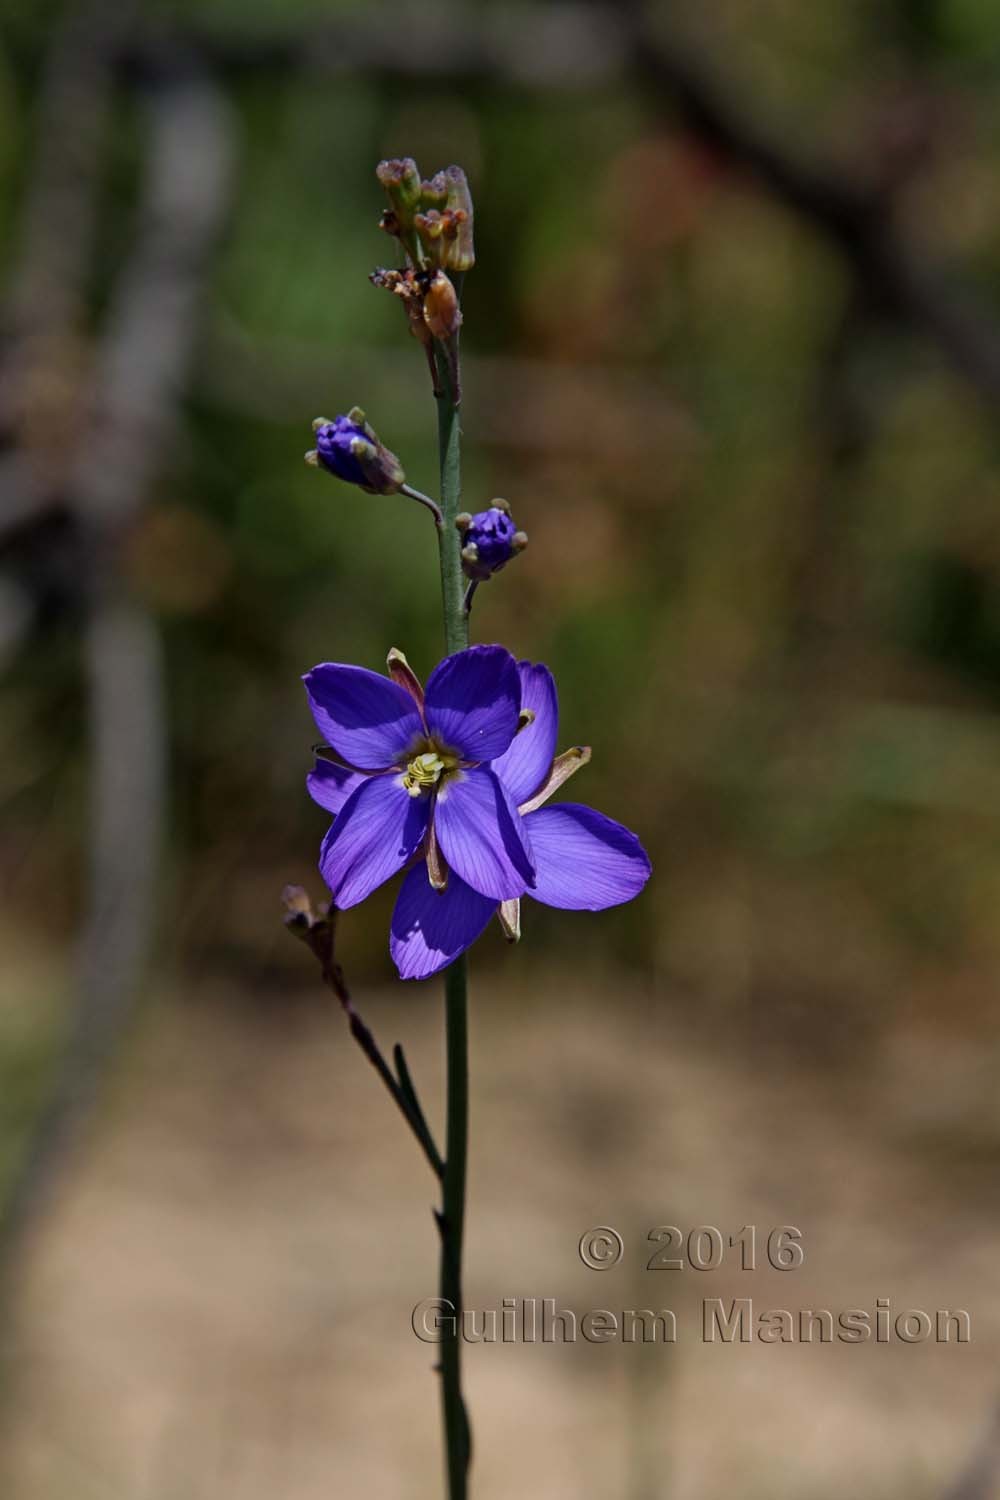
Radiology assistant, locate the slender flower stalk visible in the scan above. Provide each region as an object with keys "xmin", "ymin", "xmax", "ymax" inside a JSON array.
[
  {"xmin": 435, "ymin": 344, "xmax": 468, "ymax": 654},
  {"xmin": 400, "ymin": 482, "xmax": 443, "ymax": 526},
  {"xmin": 456, "ymin": 500, "xmax": 528, "ymax": 619},
  {"xmin": 433, "ymin": 336, "xmax": 472, "ymax": 1499},
  {"xmin": 291, "ymin": 158, "xmax": 650, "ymax": 1500}
]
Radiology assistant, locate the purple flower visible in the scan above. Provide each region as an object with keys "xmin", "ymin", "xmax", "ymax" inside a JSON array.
[
  {"xmin": 457, "ymin": 504, "xmax": 527, "ymax": 582},
  {"xmin": 304, "ymin": 645, "xmax": 651, "ymax": 981},
  {"xmin": 306, "ymin": 407, "xmax": 405, "ymax": 495}
]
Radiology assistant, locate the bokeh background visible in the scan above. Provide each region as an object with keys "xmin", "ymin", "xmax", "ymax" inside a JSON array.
[{"xmin": 3, "ymin": 1, "xmax": 1000, "ymax": 1495}]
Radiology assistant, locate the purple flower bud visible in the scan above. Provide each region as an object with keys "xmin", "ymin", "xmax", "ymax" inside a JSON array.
[
  {"xmin": 456, "ymin": 503, "xmax": 528, "ymax": 582},
  {"xmin": 305, "ymin": 408, "xmax": 405, "ymax": 495}
]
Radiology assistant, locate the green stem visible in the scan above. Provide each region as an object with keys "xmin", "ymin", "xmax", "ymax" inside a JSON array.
[
  {"xmin": 434, "ymin": 338, "xmax": 471, "ymax": 1498},
  {"xmin": 436, "ymin": 340, "xmax": 469, "ymax": 656},
  {"xmin": 439, "ymin": 955, "xmax": 470, "ymax": 1496}
]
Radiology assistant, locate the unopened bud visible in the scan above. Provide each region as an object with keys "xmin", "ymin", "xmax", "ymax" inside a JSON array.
[
  {"xmin": 309, "ymin": 410, "xmax": 405, "ymax": 495},
  {"xmin": 457, "ymin": 504, "xmax": 526, "ymax": 581}
]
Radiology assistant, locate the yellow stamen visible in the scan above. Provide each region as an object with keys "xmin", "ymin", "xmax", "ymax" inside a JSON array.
[{"xmin": 403, "ymin": 750, "xmax": 447, "ymax": 797}]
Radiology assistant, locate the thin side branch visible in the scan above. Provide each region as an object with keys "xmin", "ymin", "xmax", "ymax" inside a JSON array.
[
  {"xmin": 283, "ymin": 889, "xmax": 444, "ymax": 1180},
  {"xmin": 940, "ymin": 1401, "xmax": 1000, "ymax": 1500}
]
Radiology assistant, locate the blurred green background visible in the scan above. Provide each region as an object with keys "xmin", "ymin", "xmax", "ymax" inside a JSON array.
[{"xmin": 3, "ymin": 1, "xmax": 1000, "ymax": 1496}]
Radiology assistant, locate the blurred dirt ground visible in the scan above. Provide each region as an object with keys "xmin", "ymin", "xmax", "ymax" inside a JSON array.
[{"xmin": 2, "ymin": 933, "xmax": 1000, "ymax": 1500}]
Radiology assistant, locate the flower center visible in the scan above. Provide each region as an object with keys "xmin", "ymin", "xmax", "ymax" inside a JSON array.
[{"xmin": 401, "ymin": 742, "xmax": 460, "ymax": 798}]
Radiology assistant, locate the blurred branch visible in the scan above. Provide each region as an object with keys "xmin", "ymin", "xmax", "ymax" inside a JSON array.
[
  {"xmin": 0, "ymin": 0, "xmax": 122, "ymax": 430},
  {"xmin": 0, "ymin": 67, "xmax": 236, "ymax": 1289},
  {"xmin": 0, "ymin": 0, "xmax": 127, "ymax": 641},
  {"xmin": 627, "ymin": 10, "xmax": 1000, "ymax": 406},
  {"xmin": 940, "ymin": 1402, "xmax": 1000, "ymax": 1500},
  {"xmin": 118, "ymin": 5, "xmax": 629, "ymax": 87},
  {"xmin": 114, "ymin": 3, "xmax": 1000, "ymax": 408},
  {"xmin": 788, "ymin": 290, "xmax": 876, "ymax": 658}
]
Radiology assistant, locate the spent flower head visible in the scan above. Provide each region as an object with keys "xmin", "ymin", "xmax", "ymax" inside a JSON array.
[
  {"xmin": 375, "ymin": 157, "xmax": 424, "ymax": 265},
  {"xmin": 373, "ymin": 160, "xmax": 473, "ymax": 400},
  {"xmin": 421, "ymin": 269, "xmax": 462, "ymax": 341},
  {"xmin": 413, "ymin": 166, "xmax": 475, "ymax": 274},
  {"xmin": 377, "ymin": 159, "xmax": 475, "ymax": 273}
]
